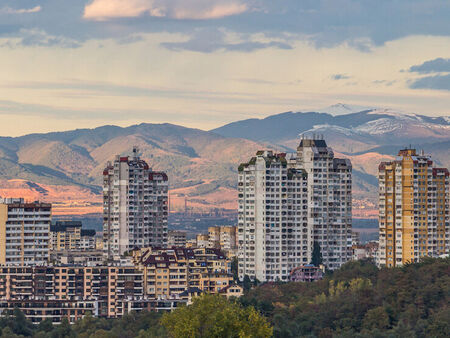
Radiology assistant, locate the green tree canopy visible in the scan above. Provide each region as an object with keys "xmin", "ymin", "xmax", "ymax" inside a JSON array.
[
  {"xmin": 161, "ymin": 294, "xmax": 273, "ymax": 338},
  {"xmin": 311, "ymin": 241, "xmax": 323, "ymax": 267},
  {"xmin": 243, "ymin": 275, "xmax": 252, "ymax": 292}
]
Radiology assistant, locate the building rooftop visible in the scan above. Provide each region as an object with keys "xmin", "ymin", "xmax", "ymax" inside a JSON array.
[{"xmin": 298, "ymin": 138, "xmax": 328, "ymax": 148}]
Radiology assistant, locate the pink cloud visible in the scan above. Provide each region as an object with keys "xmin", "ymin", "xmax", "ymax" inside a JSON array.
[
  {"xmin": 83, "ymin": 0, "xmax": 249, "ymax": 21},
  {"xmin": 1, "ymin": 5, "xmax": 42, "ymax": 14}
]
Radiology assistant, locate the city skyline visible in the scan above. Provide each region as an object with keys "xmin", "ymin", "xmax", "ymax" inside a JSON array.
[
  {"xmin": 1, "ymin": 1, "xmax": 450, "ymax": 136},
  {"xmin": 0, "ymin": 2, "xmax": 448, "ymax": 335}
]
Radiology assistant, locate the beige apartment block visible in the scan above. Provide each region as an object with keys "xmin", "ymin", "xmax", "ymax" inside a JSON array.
[{"xmin": 0, "ymin": 198, "xmax": 51, "ymax": 266}]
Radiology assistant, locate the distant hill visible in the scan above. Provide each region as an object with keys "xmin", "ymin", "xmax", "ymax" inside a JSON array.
[
  {"xmin": 0, "ymin": 106, "xmax": 448, "ymax": 217},
  {"xmin": 212, "ymin": 106, "xmax": 450, "ymax": 217},
  {"xmin": 212, "ymin": 107, "xmax": 449, "ymax": 152},
  {"xmin": 0, "ymin": 123, "xmax": 268, "ymax": 215}
]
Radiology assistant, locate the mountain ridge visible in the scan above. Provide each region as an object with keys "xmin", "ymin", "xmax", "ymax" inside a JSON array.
[{"xmin": 0, "ymin": 106, "xmax": 448, "ymax": 218}]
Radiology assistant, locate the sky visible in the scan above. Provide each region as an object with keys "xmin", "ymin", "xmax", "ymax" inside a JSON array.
[{"xmin": 0, "ymin": 0, "xmax": 450, "ymax": 136}]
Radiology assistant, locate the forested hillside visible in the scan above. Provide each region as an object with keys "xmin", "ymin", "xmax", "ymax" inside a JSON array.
[{"xmin": 241, "ymin": 258, "xmax": 450, "ymax": 337}]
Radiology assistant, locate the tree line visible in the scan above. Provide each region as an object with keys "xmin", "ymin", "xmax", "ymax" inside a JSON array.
[{"xmin": 240, "ymin": 257, "xmax": 449, "ymax": 337}]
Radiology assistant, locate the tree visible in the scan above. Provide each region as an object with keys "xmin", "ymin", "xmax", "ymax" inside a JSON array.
[
  {"xmin": 37, "ymin": 318, "xmax": 54, "ymax": 333},
  {"xmin": 311, "ymin": 242, "xmax": 323, "ymax": 267},
  {"xmin": 52, "ymin": 318, "xmax": 75, "ymax": 338},
  {"xmin": 231, "ymin": 257, "xmax": 239, "ymax": 282},
  {"xmin": 161, "ymin": 294, "xmax": 272, "ymax": 338},
  {"xmin": 2, "ymin": 308, "xmax": 34, "ymax": 337},
  {"xmin": 0, "ymin": 327, "xmax": 20, "ymax": 338},
  {"xmin": 243, "ymin": 275, "xmax": 252, "ymax": 292},
  {"xmin": 362, "ymin": 307, "xmax": 390, "ymax": 331}
]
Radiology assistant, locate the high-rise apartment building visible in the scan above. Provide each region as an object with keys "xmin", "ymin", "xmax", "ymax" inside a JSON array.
[
  {"xmin": 297, "ymin": 139, "xmax": 353, "ymax": 269},
  {"xmin": 103, "ymin": 148, "xmax": 168, "ymax": 261},
  {"xmin": 238, "ymin": 137, "xmax": 352, "ymax": 281},
  {"xmin": 378, "ymin": 149, "xmax": 449, "ymax": 267},
  {"xmin": 0, "ymin": 198, "xmax": 51, "ymax": 265}
]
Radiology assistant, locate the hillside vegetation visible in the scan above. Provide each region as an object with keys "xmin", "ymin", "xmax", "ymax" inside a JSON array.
[{"xmin": 240, "ymin": 258, "xmax": 450, "ymax": 337}]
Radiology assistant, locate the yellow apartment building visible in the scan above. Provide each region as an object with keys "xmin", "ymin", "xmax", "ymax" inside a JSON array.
[{"xmin": 378, "ymin": 149, "xmax": 449, "ymax": 267}]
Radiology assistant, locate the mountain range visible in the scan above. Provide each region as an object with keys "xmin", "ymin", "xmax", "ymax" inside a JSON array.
[{"xmin": 0, "ymin": 104, "xmax": 448, "ymax": 217}]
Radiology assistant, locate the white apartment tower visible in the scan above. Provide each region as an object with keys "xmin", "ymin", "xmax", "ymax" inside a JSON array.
[
  {"xmin": 238, "ymin": 137, "xmax": 352, "ymax": 281},
  {"xmin": 296, "ymin": 138, "xmax": 353, "ymax": 270},
  {"xmin": 0, "ymin": 198, "xmax": 51, "ymax": 265},
  {"xmin": 103, "ymin": 148, "xmax": 168, "ymax": 261}
]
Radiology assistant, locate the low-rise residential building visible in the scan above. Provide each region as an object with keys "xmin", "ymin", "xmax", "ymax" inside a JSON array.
[
  {"xmin": 207, "ymin": 226, "xmax": 237, "ymax": 257},
  {"xmin": 289, "ymin": 264, "xmax": 324, "ymax": 282},
  {"xmin": 168, "ymin": 230, "xmax": 187, "ymax": 247},
  {"xmin": 185, "ymin": 239, "xmax": 197, "ymax": 248},
  {"xmin": 50, "ymin": 221, "xmax": 97, "ymax": 252},
  {"xmin": 219, "ymin": 284, "xmax": 244, "ymax": 299},
  {"xmin": 51, "ymin": 250, "xmax": 103, "ymax": 266},
  {"xmin": 208, "ymin": 226, "xmax": 221, "ymax": 248},
  {"xmin": 50, "ymin": 221, "xmax": 82, "ymax": 251},
  {"xmin": 352, "ymin": 241, "xmax": 379, "ymax": 262},
  {"xmin": 352, "ymin": 245, "xmax": 367, "ymax": 261},
  {"xmin": 196, "ymin": 234, "xmax": 209, "ymax": 248},
  {"xmin": 352, "ymin": 231, "xmax": 361, "ymax": 246},
  {"xmin": 0, "ymin": 265, "xmax": 191, "ymax": 323},
  {"xmin": 133, "ymin": 247, "xmax": 233, "ymax": 297},
  {"xmin": 0, "ymin": 299, "xmax": 97, "ymax": 324}
]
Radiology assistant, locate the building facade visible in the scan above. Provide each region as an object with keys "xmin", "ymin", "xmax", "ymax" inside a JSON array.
[
  {"xmin": 289, "ymin": 264, "xmax": 324, "ymax": 282},
  {"xmin": 50, "ymin": 221, "xmax": 96, "ymax": 252},
  {"xmin": 0, "ymin": 265, "xmax": 186, "ymax": 322},
  {"xmin": 168, "ymin": 230, "xmax": 187, "ymax": 247},
  {"xmin": 195, "ymin": 234, "xmax": 209, "ymax": 248},
  {"xmin": 238, "ymin": 138, "xmax": 352, "ymax": 282},
  {"xmin": 238, "ymin": 150, "xmax": 310, "ymax": 282},
  {"xmin": 378, "ymin": 149, "xmax": 449, "ymax": 267},
  {"xmin": 0, "ymin": 198, "xmax": 51, "ymax": 266},
  {"xmin": 0, "ymin": 246, "xmax": 235, "ymax": 323},
  {"xmin": 207, "ymin": 226, "xmax": 237, "ymax": 257},
  {"xmin": 133, "ymin": 247, "xmax": 233, "ymax": 298},
  {"xmin": 103, "ymin": 148, "xmax": 168, "ymax": 261},
  {"xmin": 296, "ymin": 138, "xmax": 353, "ymax": 270}
]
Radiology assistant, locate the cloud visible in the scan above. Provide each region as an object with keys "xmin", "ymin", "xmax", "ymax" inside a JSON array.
[
  {"xmin": 409, "ymin": 58, "xmax": 450, "ymax": 74},
  {"xmin": 409, "ymin": 74, "xmax": 450, "ymax": 91},
  {"xmin": 83, "ymin": 0, "xmax": 249, "ymax": 21},
  {"xmin": 160, "ymin": 28, "xmax": 292, "ymax": 53},
  {"xmin": 233, "ymin": 78, "xmax": 301, "ymax": 86},
  {"xmin": 373, "ymin": 80, "xmax": 395, "ymax": 86},
  {"xmin": 1, "ymin": 29, "xmax": 81, "ymax": 48},
  {"xmin": 0, "ymin": 0, "xmax": 449, "ymax": 53},
  {"xmin": 0, "ymin": 6, "xmax": 42, "ymax": 14},
  {"xmin": 332, "ymin": 74, "xmax": 351, "ymax": 80}
]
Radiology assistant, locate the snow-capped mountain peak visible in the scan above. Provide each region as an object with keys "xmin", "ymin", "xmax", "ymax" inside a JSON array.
[{"xmin": 317, "ymin": 103, "xmax": 376, "ymax": 116}]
